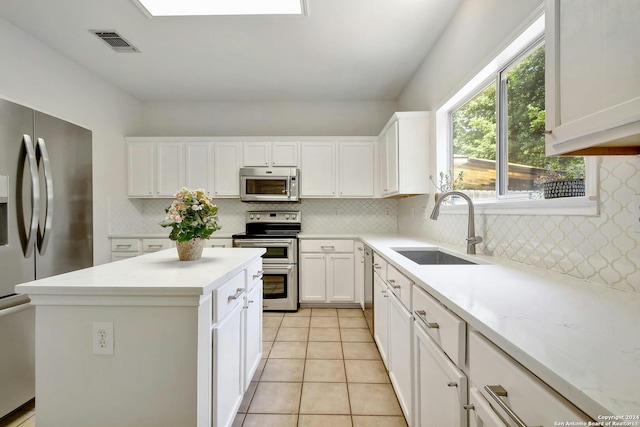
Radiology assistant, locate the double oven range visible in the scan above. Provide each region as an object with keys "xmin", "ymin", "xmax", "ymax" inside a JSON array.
[{"xmin": 232, "ymin": 211, "xmax": 300, "ymax": 311}]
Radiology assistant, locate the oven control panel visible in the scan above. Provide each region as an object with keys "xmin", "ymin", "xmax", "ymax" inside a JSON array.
[{"xmin": 246, "ymin": 211, "xmax": 301, "ymax": 223}]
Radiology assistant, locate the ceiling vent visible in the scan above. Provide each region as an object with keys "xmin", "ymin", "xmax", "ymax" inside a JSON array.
[{"xmin": 90, "ymin": 30, "xmax": 139, "ymax": 53}]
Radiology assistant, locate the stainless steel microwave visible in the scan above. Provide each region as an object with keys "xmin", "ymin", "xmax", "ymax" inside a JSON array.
[{"xmin": 239, "ymin": 167, "xmax": 300, "ymax": 202}]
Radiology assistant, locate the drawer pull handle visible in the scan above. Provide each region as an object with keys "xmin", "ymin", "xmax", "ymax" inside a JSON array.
[
  {"xmin": 228, "ymin": 288, "xmax": 245, "ymax": 302},
  {"xmin": 447, "ymin": 381, "xmax": 457, "ymax": 387},
  {"xmin": 373, "ymin": 264, "xmax": 381, "ymax": 269},
  {"xmin": 414, "ymin": 310, "xmax": 439, "ymax": 329},
  {"xmin": 211, "ymin": 244, "xmax": 225, "ymax": 248},
  {"xmin": 388, "ymin": 279, "xmax": 401, "ymax": 289},
  {"xmin": 321, "ymin": 245, "xmax": 335, "ymax": 250},
  {"xmin": 116, "ymin": 244, "xmax": 132, "ymax": 248},
  {"xmin": 463, "ymin": 404, "xmax": 474, "ymax": 410},
  {"xmin": 253, "ymin": 271, "xmax": 264, "ymax": 280},
  {"xmin": 484, "ymin": 385, "xmax": 535, "ymax": 427},
  {"xmin": 147, "ymin": 244, "xmax": 163, "ymax": 248}
]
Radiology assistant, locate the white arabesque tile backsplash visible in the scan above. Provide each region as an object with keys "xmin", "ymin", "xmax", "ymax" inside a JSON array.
[
  {"xmin": 110, "ymin": 198, "xmax": 398, "ymax": 236},
  {"xmin": 398, "ymin": 157, "xmax": 640, "ymax": 294}
]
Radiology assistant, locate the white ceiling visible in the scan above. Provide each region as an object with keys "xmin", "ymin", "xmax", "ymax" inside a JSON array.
[{"xmin": 0, "ymin": 0, "xmax": 462, "ymax": 102}]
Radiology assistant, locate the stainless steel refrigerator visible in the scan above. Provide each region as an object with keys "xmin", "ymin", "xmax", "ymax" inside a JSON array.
[{"xmin": 0, "ymin": 98, "xmax": 93, "ymax": 418}]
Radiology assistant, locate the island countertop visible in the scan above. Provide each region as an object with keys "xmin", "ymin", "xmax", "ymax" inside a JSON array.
[{"xmin": 15, "ymin": 247, "xmax": 265, "ymax": 297}]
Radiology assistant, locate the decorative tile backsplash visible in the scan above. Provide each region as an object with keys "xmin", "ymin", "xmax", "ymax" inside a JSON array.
[
  {"xmin": 398, "ymin": 157, "xmax": 640, "ymax": 294},
  {"xmin": 110, "ymin": 198, "xmax": 398, "ymax": 236}
]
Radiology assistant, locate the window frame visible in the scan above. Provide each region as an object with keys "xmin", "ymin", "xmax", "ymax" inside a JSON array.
[{"xmin": 434, "ymin": 12, "xmax": 599, "ymax": 216}]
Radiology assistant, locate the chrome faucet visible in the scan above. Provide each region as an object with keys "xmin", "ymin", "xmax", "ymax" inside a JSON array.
[{"xmin": 430, "ymin": 191, "xmax": 483, "ymax": 255}]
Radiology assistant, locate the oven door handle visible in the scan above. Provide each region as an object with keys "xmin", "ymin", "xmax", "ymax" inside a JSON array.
[
  {"xmin": 235, "ymin": 240, "xmax": 293, "ymax": 246},
  {"xmin": 263, "ymin": 265, "xmax": 294, "ymax": 272}
]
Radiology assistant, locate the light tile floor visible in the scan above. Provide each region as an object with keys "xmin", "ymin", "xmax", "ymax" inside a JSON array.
[
  {"xmin": 0, "ymin": 308, "xmax": 407, "ymax": 427},
  {"xmin": 234, "ymin": 307, "xmax": 408, "ymax": 427}
]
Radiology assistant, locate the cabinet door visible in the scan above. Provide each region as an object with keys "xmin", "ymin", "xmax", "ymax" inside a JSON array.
[
  {"xmin": 388, "ymin": 292, "xmax": 413, "ymax": 425},
  {"xmin": 300, "ymin": 142, "xmax": 336, "ymax": 197},
  {"xmin": 414, "ymin": 324, "xmax": 467, "ymax": 427},
  {"xmin": 214, "ymin": 143, "xmax": 241, "ymax": 197},
  {"xmin": 299, "ymin": 254, "xmax": 327, "ymax": 302},
  {"xmin": 185, "ymin": 143, "xmax": 213, "ymax": 192},
  {"xmin": 339, "ymin": 142, "xmax": 374, "ymax": 197},
  {"xmin": 156, "ymin": 142, "xmax": 184, "ymax": 197},
  {"xmin": 373, "ymin": 275, "xmax": 389, "ymax": 368},
  {"xmin": 271, "ymin": 141, "xmax": 299, "ymax": 167},
  {"xmin": 243, "ymin": 142, "xmax": 270, "ymax": 167},
  {"xmin": 546, "ymin": 0, "xmax": 640, "ymax": 155},
  {"xmin": 327, "ymin": 253, "xmax": 355, "ymax": 302},
  {"xmin": 127, "ymin": 142, "xmax": 154, "ymax": 197},
  {"xmin": 355, "ymin": 242, "xmax": 365, "ymax": 310},
  {"xmin": 212, "ymin": 303, "xmax": 244, "ymax": 427},
  {"xmin": 385, "ymin": 121, "xmax": 399, "ymax": 194},
  {"xmin": 244, "ymin": 284, "xmax": 262, "ymax": 389}
]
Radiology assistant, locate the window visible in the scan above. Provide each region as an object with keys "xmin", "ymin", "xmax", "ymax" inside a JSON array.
[{"xmin": 451, "ymin": 41, "xmax": 584, "ymax": 200}]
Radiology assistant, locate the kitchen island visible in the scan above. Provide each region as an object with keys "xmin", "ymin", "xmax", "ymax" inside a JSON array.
[{"xmin": 15, "ymin": 247, "xmax": 265, "ymax": 427}]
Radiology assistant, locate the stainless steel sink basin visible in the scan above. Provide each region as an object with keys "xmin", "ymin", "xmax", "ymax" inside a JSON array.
[{"xmin": 393, "ymin": 249, "xmax": 478, "ymax": 265}]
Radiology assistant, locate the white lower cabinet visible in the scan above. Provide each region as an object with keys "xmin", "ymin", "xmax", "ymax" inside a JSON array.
[
  {"xmin": 212, "ymin": 299, "xmax": 244, "ymax": 427},
  {"xmin": 243, "ymin": 282, "xmax": 262, "ymax": 390},
  {"xmin": 387, "ymin": 291, "xmax": 413, "ymax": 426},
  {"xmin": 299, "ymin": 239, "xmax": 356, "ymax": 304},
  {"xmin": 373, "ymin": 274, "xmax": 389, "ymax": 368},
  {"xmin": 468, "ymin": 330, "xmax": 592, "ymax": 427},
  {"xmin": 414, "ymin": 322, "xmax": 467, "ymax": 427}
]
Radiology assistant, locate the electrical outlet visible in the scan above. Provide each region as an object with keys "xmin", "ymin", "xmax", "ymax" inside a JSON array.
[
  {"xmin": 634, "ymin": 194, "xmax": 640, "ymax": 233},
  {"xmin": 92, "ymin": 322, "xmax": 114, "ymax": 355}
]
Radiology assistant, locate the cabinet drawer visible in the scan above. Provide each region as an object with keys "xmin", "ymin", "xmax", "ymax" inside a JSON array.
[
  {"xmin": 142, "ymin": 238, "xmax": 174, "ymax": 252},
  {"xmin": 387, "ymin": 264, "xmax": 411, "ymax": 310},
  {"xmin": 206, "ymin": 238, "xmax": 233, "ymax": 248},
  {"xmin": 300, "ymin": 239, "xmax": 353, "ymax": 253},
  {"xmin": 212, "ymin": 270, "xmax": 246, "ymax": 323},
  {"xmin": 373, "ymin": 252, "xmax": 387, "ymax": 280},
  {"xmin": 246, "ymin": 260, "xmax": 263, "ymax": 292},
  {"xmin": 110, "ymin": 238, "xmax": 140, "ymax": 252},
  {"xmin": 469, "ymin": 331, "xmax": 592, "ymax": 426},
  {"xmin": 412, "ymin": 285, "xmax": 465, "ymax": 367}
]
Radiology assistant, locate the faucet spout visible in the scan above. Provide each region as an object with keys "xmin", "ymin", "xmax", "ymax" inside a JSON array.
[{"xmin": 430, "ymin": 191, "xmax": 483, "ymax": 255}]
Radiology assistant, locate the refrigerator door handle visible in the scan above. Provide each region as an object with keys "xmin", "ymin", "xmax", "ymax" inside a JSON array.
[
  {"xmin": 35, "ymin": 137, "xmax": 53, "ymax": 255},
  {"xmin": 21, "ymin": 135, "xmax": 40, "ymax": 258}
]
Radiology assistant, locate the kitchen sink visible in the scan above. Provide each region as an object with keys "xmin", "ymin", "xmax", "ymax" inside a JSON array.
[{"xmin": 393, "ymin": 248, "xmax": 478, "ymax": 265}]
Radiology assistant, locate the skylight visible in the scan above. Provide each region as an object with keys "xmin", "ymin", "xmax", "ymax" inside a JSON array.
[{"xmin": 132, "ymin": 0, "xmax": 307, "ymax": 17}]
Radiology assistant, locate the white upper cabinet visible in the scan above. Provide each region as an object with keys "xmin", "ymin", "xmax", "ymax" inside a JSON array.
[
  {"xmin": 378, "ymin": 112, "xmax": 430, "ymax": 197},
  {"xmin": 127, "ymin": 142, "xmax": 154, "ymax": 197},
  {"xmin": 272, "ymin": 141, "xmax": 299, "ymax": 167},
  {"xmin": 155, "ymin": 142, "xmax": 184, "ymax": 197},
  {"xmin": 243, "ymin": 141, "xmax": 270, "ymax": 167},
  {"xmin": 545, "ymin": 0, "xmax": 640, "ymax": 155},
  {"xmin": 184, "ymin": 142, "xmax": 213, "ymax": 192},
  {"xmin": 243, "ymin": 141, "xmax": 299, "ymax": 167},
  {"xmin": 300, "ymin": 141, "xmax": 336, "ymax": 197},
  {"xmin": 127, "ymin": 141, "xmax": 184, "ymax": 197},
  {"xmin": 339, "ymin": 142, "xmax": 375, "ymax": 197},
  {"xmin": 214, "ymin": 143, "xmax": 242, "ymax": 197}
]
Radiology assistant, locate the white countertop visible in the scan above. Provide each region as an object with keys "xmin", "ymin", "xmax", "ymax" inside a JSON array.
[
  {"xmin": 15, "ymin": 248, "xmax": 264, "ymax": 297},
  {"xmin": 360, "ymin": 234, "xmax": 640, "ymax": 420}
]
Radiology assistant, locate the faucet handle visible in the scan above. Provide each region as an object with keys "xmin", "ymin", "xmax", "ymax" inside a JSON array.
[{"xmin": 466, "ymin": 236, "xmax": 483, "ymax": 244}]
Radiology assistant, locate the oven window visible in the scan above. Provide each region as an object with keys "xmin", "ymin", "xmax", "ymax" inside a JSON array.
[
  {"xmin": 264, "ymin": 247, "xmax": 288, "ymax": 259},
  {"xmin": 263, "ymin": 274, "xmax": 288, "ymax": 299},
  {"xmin": 245, "ymin": 179, "xmax": 287, "ymax": 195}
]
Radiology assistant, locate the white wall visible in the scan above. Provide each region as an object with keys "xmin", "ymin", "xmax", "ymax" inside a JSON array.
[
  {"xmin": 0, "ymin": 18, "xmax": 142, "ymax": 265},
  {"xmin": 139, "ymin": 101, "xmax": 397, "ymax": 136},
  {"xmin": 395, "ymin": 0, "xmax": 640, "ymax": 293}
]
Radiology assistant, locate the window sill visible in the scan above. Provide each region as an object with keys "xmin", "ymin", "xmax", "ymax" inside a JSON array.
[{"xmin": 438, "ymin": 195, "xmax": 599, "ymax": 216}]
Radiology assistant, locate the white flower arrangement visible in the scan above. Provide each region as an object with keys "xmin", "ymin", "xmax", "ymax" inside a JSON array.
[{"xmin": 159, "ymin": 188, "xmax": 221, "ymax": 242}]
